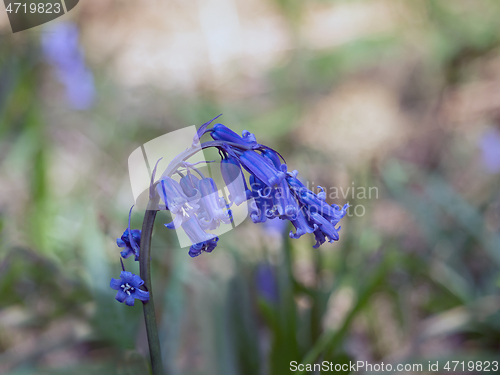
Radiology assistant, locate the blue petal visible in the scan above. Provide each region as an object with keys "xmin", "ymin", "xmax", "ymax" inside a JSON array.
[
  {"xmin": 130, "ymin": 274, "xmax": 145, "ymax": 288},
  {"xmin": 204, "ymin": 237, "xmax": 219, "ymax": 253},
  {"xmin": 189, "ymin": 244, "xmax": 203, "ymax": 257},
  {"xmin": 130, "ymin": 230, "xmax": 142, "ymax": 242},
  {"xmin": 286, "ymin": 175, "xmax": 307, "ymax": 191},
  {"xmin": 110, "ymin": 278, "xmax": 122, "ymax": 290},
  {"xmin": 240, "ymin": 150, "xmax": 285, "ymax": 187},
  {"xmin": 239, "ymin": 150, "xmax": 286, "ymax": 186},
  {"xmin": 115, "ymin": 290, "xmax": 127, "ymax": 303},
  {"xmin": 120, "ymin": 271, "xmax": 133, "ymax": 283},
  {"xmin": 134, "ymin": 289, "xmax": 150, "ymax": 302},
  {"xmin": 312, "ymin": 228, "xmax": 327, "ymax": 249},
  {"xmin": 180, "ymin": 174, "xmax": 200, "ymax": 197},
  {"xmin": 120, "ymin": 247, "xmax": 134, "ymax": 259},
  {"xmin": 249, "ymin": 175, "xmax": 274, "ymax": 223},
  {"xmin": 126, "ymin": 207, "xmax": 140, "ymax": 254},
  {"xmin": 188, "ymin": 237, "xmax": 219, "ymax": 257},
  {"xmin": 262, "ymin": 149, "xmax": 282, "ymax": 169},
  {"xmin": 242, "ymin": 130, "xmax": 257, "ymax": 143},
  {"xmin": 221, "ymin": 156, "xmax": 250, "ymax": 206},
  {"xmin": 289, "ymin": 210, "xmax": 314, "ymax": 239},
  {"xmin": 211, "ymin": 123, "xmax": 250, "ymax": 145},
  {"xmin": 118, "ymin": 227, "xmax": 141, "ymax": 260},
  {"xmin": 125, "ymin": 294, "xmax": 135, "ymax": 306},
  {"xmin": 182, "ymin": 217, "xmax": 216, "ymax": 244},
  {"xmin": 309, "ymin": 212, "xmax": 340, "ymax": 242},
  {"xmin": 274, "ymin": 179, "xmax": 298, "ymax": 219},
  {"xmin": 198, "ymin": 178, "xmax": 231, "ymax": 228}
]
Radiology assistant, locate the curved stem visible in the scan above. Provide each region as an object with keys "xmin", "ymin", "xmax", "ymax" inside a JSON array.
[
  {"xmin": 138, "ymin": 138, "xmax": 250, "ymax": 373},
  {"xmin": 139, "ymin": 199, "xmax": 164, "ymax": 375},
  {"xmin": 158, "ymin": 140, "xmax": 260, "ymax": 181}
]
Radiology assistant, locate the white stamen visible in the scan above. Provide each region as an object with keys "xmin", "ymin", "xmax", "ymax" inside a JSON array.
[{"xmin": 121, "ymin": 282, "xmax": 135, "ymax": 296}]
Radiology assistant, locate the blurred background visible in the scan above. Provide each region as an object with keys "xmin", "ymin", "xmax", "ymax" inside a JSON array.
[{"xmin": 1, "ymin": 0, "xmax": 500, "ymax": 374}]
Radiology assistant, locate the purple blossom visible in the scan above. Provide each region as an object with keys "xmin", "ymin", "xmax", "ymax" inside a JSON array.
[
  {"xmin": 255, "ymin": 264, "xmax": 278, "ymax": 303},
  {"xmin": 239, "ymin": 150, "xmax": 285, "ymax": 187},
  {"xmin": 110, "ymin": 271, "xmax": 149, "ymax": 306},
  {"xmin": 249, "ymin": 175, "xmax": 274, "ymax": 223},
  {"xmin": 189, "ymin": 237, "xmax": 219, "ymax": 258},
  {"xmin": 480, "ymin": 128, "xmax": 500, "ymax": 174},
  {"xmin": 181, "ymin": 217, "xmax": 218, "ymax": 246},
  {"xmin": 116, "ymin": 206, "xmax": 141, "ymax": 261},
  {"xmin": 157, "ymin": 177, "xmax": 200, "ymax": 229},
  {"xmin": 197, "ymin": 177, "xmax": 232, "ymax": 230},
  {"xmin": 210, "ymin": 124, "xmax": 257, "ymax": 146},
  {"xmin": 157, "ymin": 174, "xmax": 228, "ymax": 256},
  {"xmin": 289, "ymin": 209, "xmax": 315, "ymax": 239},
  {"xmin": 41, "ymin": 22, "xmax": 95, "ymax": 110},
  {"xmin": 117, "ymin": 228, "xmax": 141, "ymax": 260},
  {"xmin": 180, "ymin": 174, "xmax": 200, "ymax": 197},
  {"xmin": 221, "ymin": 155, "xmax": 251, "ymax": 206}
]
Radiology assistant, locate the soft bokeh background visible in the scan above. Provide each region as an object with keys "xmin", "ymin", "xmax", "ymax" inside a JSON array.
[{"xmin": 1, "ymin": 0, "xmax": 500, "ymax": 374}]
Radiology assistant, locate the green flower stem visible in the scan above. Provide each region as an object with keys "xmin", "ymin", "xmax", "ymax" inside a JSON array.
[{"xmin": 139, "ymin": 199, "xmax": 164, "ymax": 375}]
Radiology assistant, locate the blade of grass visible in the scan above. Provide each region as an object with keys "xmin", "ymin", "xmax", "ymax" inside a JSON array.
[{"xmin": 297, "ymin": 258, "xmax": 389, "ymax": 373}]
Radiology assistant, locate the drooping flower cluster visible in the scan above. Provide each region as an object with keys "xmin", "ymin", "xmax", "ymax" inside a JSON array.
[
  {"xmin": 111, "ymin": 116, "xmax": 348, "ymax": 305},
  {"xmin": 154, "ymin": 116, "xmax": 349, "ymax": 256}
]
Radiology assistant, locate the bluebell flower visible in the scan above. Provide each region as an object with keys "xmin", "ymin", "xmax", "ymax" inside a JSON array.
[
  {"xmin": 309, "ymin": 212, "xmax": 341, "ymax": 247},
  {"xmin": 255, "ymin": 264, "xmax": 278, "ymax": 303},
  {"xmin": 117, "ymin": 228, "xmax": 141, "ymax": 260},
  {"xmin": 262, "ymin": 148, "xmax": 283, "ymax": 169},
  {"xmin": 41, "ymin": 22, "xmax": 95, "ymax": 110},
  {"xmin": 220, "ymin": 155, "xmax": 251, "ymax": 206},
  {"xmin": 249, "ymin": 175, "xmax": 274, "ymax": 223},
  {"xmin": 189, "ymin": 237, "xmax": 219, "ymax": 258},
  {"xmin": 157, "ymin": 177, "xmax": 200, "ymax": 229},
  {"xmin": 239, "ymin": 150, "xmax": 285, "ymax": 187},
  {"xmin": 180, "ymin": 216, "xmax": 217, "ymax": 245},
  {"xmin": 285, "ymin": 173, "xmax": 349, "ymax": 246},
  {"xmin": 242, "ymin": 130, "xmax": 257, "ymax": 144},
  {"xmin": 156, "ymin": 173, "xmax": 223, "ymax": 255},
  {"xmin": 288, "ymin": 176, "xmax": 343, "ymax": 220},
  {"xmin": 197, "ymin": 177, "xmax": 232, "ymax": 230},
  {"xmin": 211, "ymin": 124, "xmax": 257, "ymax": 146},
  {"xmin": 116, "ymin": 206, "xmax": 141, "ymax": 261},
  {"xmin": 110, "ymin": 271, "xmax": 150, "ymax": 306},
  {"xmin": 273, "ymin": 168, "xmax": 299, "ymax": 219},
  {"xmin": 289, "ymin": 208, "xmax": 315, "ymax": 239},
  {"xmin": 179, "ymin": 173, "xmax": 200, "ymax": 197},
  {"xmin": 480, "ymin": 128, "xmax": 500, "ymax": 174}
]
